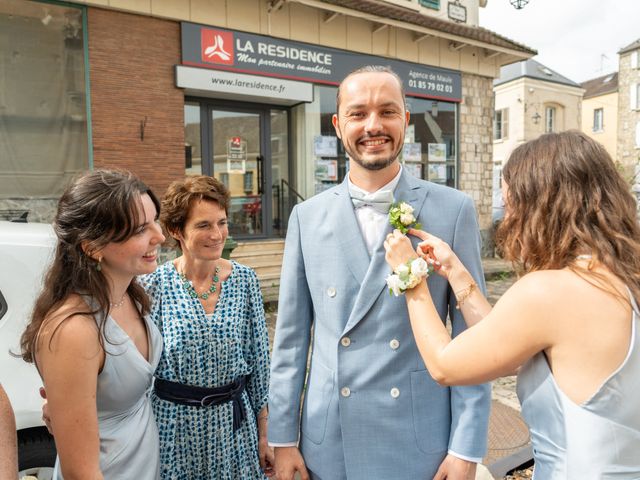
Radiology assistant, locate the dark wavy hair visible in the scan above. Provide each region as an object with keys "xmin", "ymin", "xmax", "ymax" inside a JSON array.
[
  {"xmin": 496, "ymin": 130, "xmax": 640, "ymax": 302},
  {"xmin": 160, "ymin": 175, "xmax": 230, "ymax": 250},
  {"xmin": 21, "ymin": 169, "xmax": 160, "ymax": 363}
]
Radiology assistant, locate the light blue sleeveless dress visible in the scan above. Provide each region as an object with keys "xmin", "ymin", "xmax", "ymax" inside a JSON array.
[
  {"xmin": 53, "ymin": 310, "xmax": 162, "ymax": 479},
  {"xmin": 517, "ymin": 294, "xmax": 640, "ymax": 479}
]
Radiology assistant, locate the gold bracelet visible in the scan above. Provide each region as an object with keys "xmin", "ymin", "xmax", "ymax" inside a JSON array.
[{"xmin": 454, "ymin": 281, "xmax": 477, "ymax": 309}]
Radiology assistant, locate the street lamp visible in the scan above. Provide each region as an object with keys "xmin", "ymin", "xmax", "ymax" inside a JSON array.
[{"xmin": 510, "ymin": 0, "xmax": 529, "ymax": 9}]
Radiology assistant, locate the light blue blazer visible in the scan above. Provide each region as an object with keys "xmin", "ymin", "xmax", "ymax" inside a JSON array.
[{"xmin": 269, "ymin": 170, "xmax": 491, "ymax": 479}]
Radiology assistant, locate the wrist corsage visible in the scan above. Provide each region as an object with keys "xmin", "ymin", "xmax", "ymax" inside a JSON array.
[
  {"xmin": 386, "ymin": 257, "xmax": 435, "ymax": 297},
  {"xmin": 388, "ymin": 202, "xmax": 421, "ymax": 234}
]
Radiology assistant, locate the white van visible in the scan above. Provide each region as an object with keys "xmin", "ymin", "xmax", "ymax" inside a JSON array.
[{"xmin": 0, "ymin": 221, "xmax": 57, "ymax": 479}]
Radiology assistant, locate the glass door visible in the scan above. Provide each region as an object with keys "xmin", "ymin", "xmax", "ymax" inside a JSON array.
[{"xmin": 210, "ymin": 108, "xmax": 265, "ymax": 237}]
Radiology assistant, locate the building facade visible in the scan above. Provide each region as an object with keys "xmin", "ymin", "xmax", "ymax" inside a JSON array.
[
  {"xmin": 1, "ymin": 0, "xmax": 534, "ymax": 287},
  {"xmin": 491, "ymin": 59, "xmax": 583, "ymax": 223},
  {"xmin": 580, "ymin": 73, "xmax": 618, "ymax": 161},
  {"xmin": 617, "ymin": 39, "xmax": 640, "ymax": 179}
]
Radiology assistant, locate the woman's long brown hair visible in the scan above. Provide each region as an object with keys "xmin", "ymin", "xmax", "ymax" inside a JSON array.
[
  {"xmin": 496, "ymin": 131, "xmax": 640, "ymax": 303},
  {"xmin": 20, "ymin": 170, "xmax": 160, "ymax": 363}
]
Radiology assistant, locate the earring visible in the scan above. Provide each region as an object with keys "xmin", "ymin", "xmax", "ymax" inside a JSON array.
[{"xmin": 96, "ymin": 257, "xmax": 102, "ymax": 272}]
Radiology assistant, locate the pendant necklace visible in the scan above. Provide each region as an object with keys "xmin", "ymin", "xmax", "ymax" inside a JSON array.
[{"xmin": 180, "ymin": 266, "xmax": 221, "ymax": 300}]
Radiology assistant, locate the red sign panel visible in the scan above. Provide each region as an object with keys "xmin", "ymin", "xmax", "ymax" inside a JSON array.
[{"xmin": 201, "ymin": 28, "xmax": 234, "ymax": 65}]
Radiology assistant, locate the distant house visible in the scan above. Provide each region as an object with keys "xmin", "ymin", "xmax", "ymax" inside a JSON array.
[
  {"xmin": 617, "ymin": 38, "xmax": 640, "ymax": 178},
  {"xmin": 580, "ymin": 73, "xmax": 618, "ymax": 160},
  {"xmin": 491, "ymin": 59, "xmax": 583, "ymax": 222}
]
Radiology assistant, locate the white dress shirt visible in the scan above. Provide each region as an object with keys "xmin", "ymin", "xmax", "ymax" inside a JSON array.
[{"xmin": 348, "ymin": 167, "xmax": 402, "ymax": 256}]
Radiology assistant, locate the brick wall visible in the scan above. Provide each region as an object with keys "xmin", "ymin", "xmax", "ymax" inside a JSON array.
[
  {"xmin": 458, "ymin": 73, "xmax": 494, "ymax": 256},
  {"xmin": 88, "ymin": 8, "xmax": 184, "ymax": 196}
]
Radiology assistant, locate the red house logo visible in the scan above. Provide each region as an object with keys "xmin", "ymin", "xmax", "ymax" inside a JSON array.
[{"xmin": 201, "ymin": 29, "xmax": 234, "ymax": 65}]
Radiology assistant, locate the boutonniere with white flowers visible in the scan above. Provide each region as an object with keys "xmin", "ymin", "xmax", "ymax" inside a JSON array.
[
  {"xmin": 386, "ymin": 202, "xmax": 439, "ymax": 296},
  {"xmin": 388, "ymin": 202, "xmax": 421, "ymax": 234}
]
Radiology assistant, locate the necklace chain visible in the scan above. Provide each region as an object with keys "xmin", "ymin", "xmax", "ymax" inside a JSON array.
[
  {"xmin": 110, "ymin": 293, "xmax": 127, "ymax": 309},
  {"xmin": 180, "ymin": 266, "xmax": 221, "ymax": 300}
]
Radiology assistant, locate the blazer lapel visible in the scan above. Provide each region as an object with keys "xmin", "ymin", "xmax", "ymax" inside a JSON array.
[
  {"xmin": 327, "ymin": 178, "xmax": 370, "ymax": 285},
  {"xmin": 342, "ymin": 170, "xmax": 430, "ymax": 335}
]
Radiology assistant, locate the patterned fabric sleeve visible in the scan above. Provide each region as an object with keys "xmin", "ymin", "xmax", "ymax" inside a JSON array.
[
  {"xmin": 137, "ymin": 265, "xmax": 164, "ymax": 329},
  {"xmin": 244, "ymin": 267, "xmax": 270, "ymax": 417}
]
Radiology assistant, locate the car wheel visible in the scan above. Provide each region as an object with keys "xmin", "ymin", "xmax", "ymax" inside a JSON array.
[{"xmin": 18, "ymin": 427, "xmax": 56, "ymax": 480}]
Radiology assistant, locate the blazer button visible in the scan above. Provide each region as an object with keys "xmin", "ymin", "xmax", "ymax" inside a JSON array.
[
  {"xmin": 341, "ymin": 337, "xmax": 351, "ymax": 347},
  {"xmin": 389, "ymin": 339, "xmax": 400, "ymax": 350},
  {"xmin": 390, "ymin": 387, "xmax": 400, "ymax": 398},
  {"xmin": 327, "ymin": 287, "xmax": 337, "ymax": 298},
  {"xmin": 341, "ymin": 387, "xmax": 351, "ymax": 397}
]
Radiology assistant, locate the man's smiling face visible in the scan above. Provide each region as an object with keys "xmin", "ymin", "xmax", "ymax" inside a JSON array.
[{"xmin": 333, "ymin": 71, "xmax": 409, "ymax": 172}]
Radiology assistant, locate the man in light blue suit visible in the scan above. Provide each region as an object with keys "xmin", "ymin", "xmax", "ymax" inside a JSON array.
[{"xmin": 269, "ymin": 66, "xmax": 490, "ymax": 480}]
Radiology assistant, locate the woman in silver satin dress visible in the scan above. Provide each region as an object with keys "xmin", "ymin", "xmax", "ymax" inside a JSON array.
[
  {"xmin": 384, "ymin": 131, "xmax": 640, "ymax": 478},
  {"xmin": 20, "ymin": 170, "xmax": 165, "ymax": 479}
]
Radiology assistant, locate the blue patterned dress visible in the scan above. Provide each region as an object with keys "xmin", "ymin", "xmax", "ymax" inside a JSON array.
[{"xmin": 140, "ymin": 261, "xmax": 270, "ymax": 480}]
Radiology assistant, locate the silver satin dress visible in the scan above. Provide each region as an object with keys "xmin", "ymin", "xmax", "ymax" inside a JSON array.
[
  {"xmin": 517, "ymin": 294, "xmax": 640, "ymax": 479},
  {"xmin": 53, "ymin": 311, "xmax": 162, "ymax": 479}
]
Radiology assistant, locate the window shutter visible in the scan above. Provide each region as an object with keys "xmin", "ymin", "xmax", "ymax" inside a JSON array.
[
  {"xmin": 631, "ymin": 83, "xmax": 638, "ymax": 110},
  {"xmin": 636, "ymin": 121, "xmax": 640, "ymax": 148},
  {"xmin": 632, "ymin": 51, "xmax": 639, "ymax": 69}
]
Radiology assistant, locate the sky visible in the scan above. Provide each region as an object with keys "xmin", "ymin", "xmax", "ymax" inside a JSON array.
[{"xmin": 478, "ymin": 0, "xmax": 640, "ymax": 84}]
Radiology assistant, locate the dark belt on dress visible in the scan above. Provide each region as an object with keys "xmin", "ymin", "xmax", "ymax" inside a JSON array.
[{"xmin": 153, "ymin": 376, "xmax": 247, "ymax": 432}]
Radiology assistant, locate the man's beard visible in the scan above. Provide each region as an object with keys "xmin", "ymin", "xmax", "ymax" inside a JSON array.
[{"xmin": 344, "ymin": 136, "xmax": 404, "ymax": 171}]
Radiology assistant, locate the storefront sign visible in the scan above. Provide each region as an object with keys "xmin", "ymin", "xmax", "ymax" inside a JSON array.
[
  {"xmin": 227, "ymin": 136, "xmax": 247, "ymax": 173},
  {"xmin": 447, "ymin": 2, "xmax": 467, "ymax": 23},
  {"xmin": 181, "ymin": 23, "xmax": 462, "ymax": 102},
  {"xmin": 176, "ymin": 65, "xmax": 313, "ymax": 104}
]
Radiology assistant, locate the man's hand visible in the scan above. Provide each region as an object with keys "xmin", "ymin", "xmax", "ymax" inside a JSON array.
[
  {"xmin": 433, "ymin": 455, "xmax": 477, "ymax": 480},
  {"xmin": 274, "ymin": 446, "xmax": 310, "ymax": 480}
]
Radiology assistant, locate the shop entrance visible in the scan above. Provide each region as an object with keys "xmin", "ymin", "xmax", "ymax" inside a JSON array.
[{"xmin": 184, "ymin": 99, "xmax": 292, "ymax": 239}]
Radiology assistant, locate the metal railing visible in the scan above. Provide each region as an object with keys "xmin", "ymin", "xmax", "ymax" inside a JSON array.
[{"xmin": 273, "ymin": 179, "xmax": 305, "ymax": 237}]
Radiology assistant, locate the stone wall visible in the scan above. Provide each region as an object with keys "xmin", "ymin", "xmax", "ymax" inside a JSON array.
[
  {"xmin": 617, "ymin": 50, "xmax": 640, "ymax": 177},
  {"xmin": 459, "ymin": 73, "xmax": 495, "ymax": 256}
]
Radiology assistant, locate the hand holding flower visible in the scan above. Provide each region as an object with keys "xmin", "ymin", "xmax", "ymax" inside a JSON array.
[{"xmin": 409, "ymin": 228, "xmax": 465, "ymax": 281}]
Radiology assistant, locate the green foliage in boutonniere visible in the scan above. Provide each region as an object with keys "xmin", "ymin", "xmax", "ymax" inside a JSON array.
[{"xmin": 389, "ymin": 201, "xmax": 421, "ymax": 234}]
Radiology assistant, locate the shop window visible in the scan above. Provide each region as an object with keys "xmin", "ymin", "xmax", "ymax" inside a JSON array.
[
  {"xmin": 545, "ymin": 106, "xmax": 556, "ymax": 133},
  {"xmin": 184, "ymin": 101, "xmax": 202, "ymax": 175},
  {"xmin": 493, "ymin": 108, "xmax": 509, "ymax": 140},
  {"xmin": 593, "ymin": 108, "xmax": 604, "ymax": 132},
  {"xmin": 0, "ymin": 0, "xmax": 88, "ymax": 216},
  {"xmin": 405, "ymin": 97, "xmax": 457, "ymax": 187}
]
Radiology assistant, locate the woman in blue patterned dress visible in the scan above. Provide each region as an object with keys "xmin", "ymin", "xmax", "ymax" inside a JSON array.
[{"xmin": 141, "ymin": 175, "xmax": 273, "ymax": 479}]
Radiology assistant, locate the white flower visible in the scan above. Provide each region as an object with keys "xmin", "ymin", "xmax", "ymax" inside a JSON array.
[
  {"xmin": 395, "ymin": 263, "xmax": 410, "ymax": 276},
  {"xmin": 410, "ymin": 257, "xmax": 430, "ymax": 278},
  {"xmin": 400, "ymin": 213, "xmax": 415, "ymax": 225},
  {"xmin": 386, "ymin": 274, "xmax": 403, "ymax": 297},
  {"xmin": 406, "ymin": 273, "xmax": 422, "ymax": 290},
  {"xmin": 399, "ymin": 202, "xmax": 414, "ymax": 215}
]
